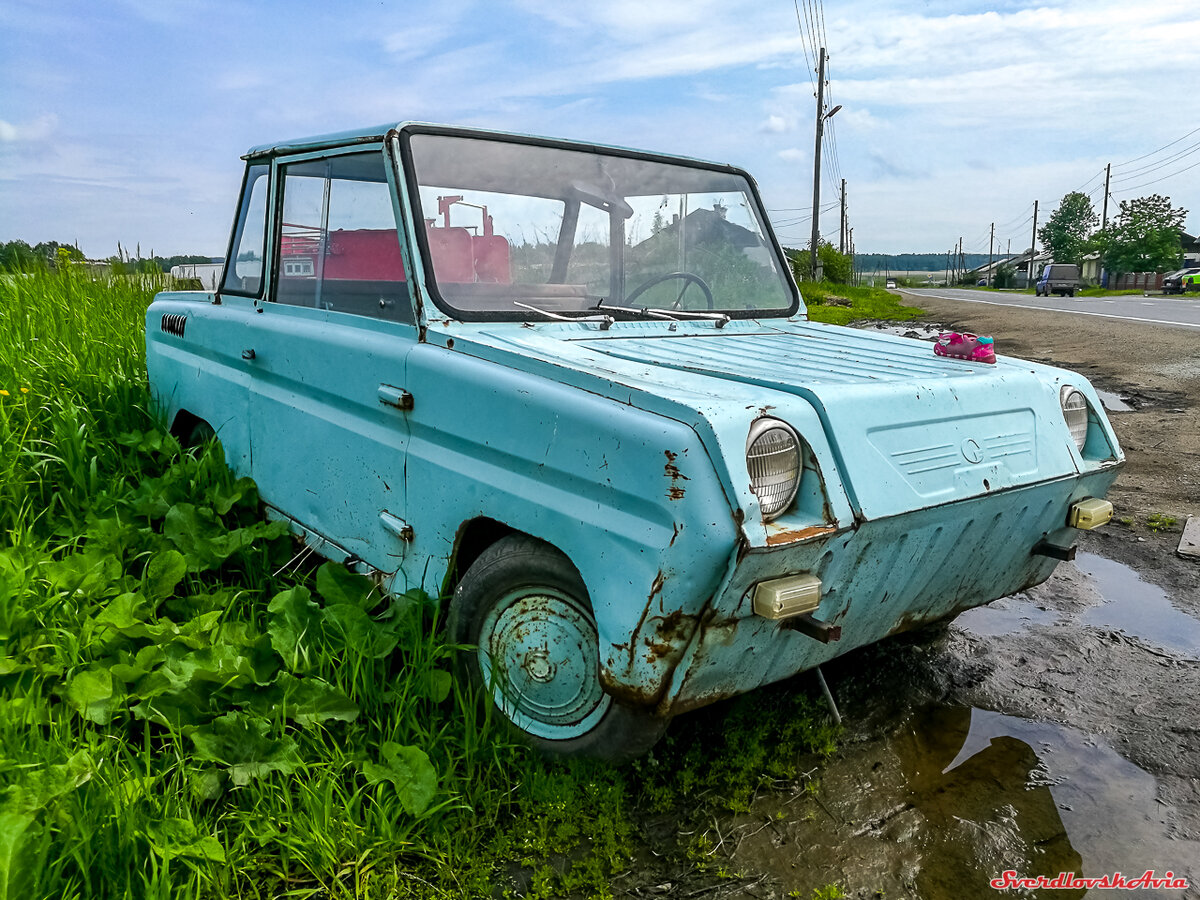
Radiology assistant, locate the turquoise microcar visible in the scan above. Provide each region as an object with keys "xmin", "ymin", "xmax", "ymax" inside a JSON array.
[{"xmin": 146, "ymin": 123, "xmax": 1122, "ymax": 759}]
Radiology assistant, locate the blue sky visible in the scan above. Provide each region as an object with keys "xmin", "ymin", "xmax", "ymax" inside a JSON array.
[{"xmin": 1, "ymin": 0, "xmax": 1197, "ymax": 258}]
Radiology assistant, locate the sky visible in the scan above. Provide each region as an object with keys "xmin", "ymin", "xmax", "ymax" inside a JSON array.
[{"xmin": 1, "ymin": 0, "xmax": 1198, "ymax": 259}]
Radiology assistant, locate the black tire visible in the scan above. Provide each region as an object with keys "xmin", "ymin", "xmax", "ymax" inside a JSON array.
[
  {"xmin": 448, "ymin": 534, "xmax": 668, "ymax": 762},
  {"xmin": 184, "ymin": 418, "xmax": 216, "ymax": 448}
]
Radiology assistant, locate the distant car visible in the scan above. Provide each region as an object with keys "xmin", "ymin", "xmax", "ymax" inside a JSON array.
[
  {"xmin": 976, "ymin": 278, "xmax": 987, "ymax": 286},
  {"xmin": 1035, "ymin": 264, "xmax": 1079, "ymax": 297},
  {"xmin": 1162, "ymin": 267, "xmax": 1200, "ymax": 294},
  {"xmin": 885, "ymin": 279, "xmax": 897, "ymax": 289}
]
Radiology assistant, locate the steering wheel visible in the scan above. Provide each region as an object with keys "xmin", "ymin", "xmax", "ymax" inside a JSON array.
[{"xmin": 624, "ymin": 272, "xmax": 715, "ymax": 311}]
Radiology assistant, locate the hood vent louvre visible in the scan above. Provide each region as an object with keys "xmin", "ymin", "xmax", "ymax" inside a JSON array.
[{"xmin": 161, "ymin": 313, "xmax": 187, "ymax": 337}]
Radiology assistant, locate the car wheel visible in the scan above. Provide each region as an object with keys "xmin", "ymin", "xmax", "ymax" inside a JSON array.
[
  {"xmin": 449, "ymin": 533, "xmax": 668, "ymax": 761},
  {"xmin": 185, "ymin": 418, "xmax": 216, "ymax": 447}
]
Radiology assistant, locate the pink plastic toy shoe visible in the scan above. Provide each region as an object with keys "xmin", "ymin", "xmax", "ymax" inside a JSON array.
[{"xmin": 934, "ymin": 332, "xmax": 996, "ymax": 364}]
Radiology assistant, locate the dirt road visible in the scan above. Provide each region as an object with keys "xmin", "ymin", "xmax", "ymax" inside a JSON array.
[{"xmin": 629, "ymin": 294, "xmax": 1200, "ymax": 899}]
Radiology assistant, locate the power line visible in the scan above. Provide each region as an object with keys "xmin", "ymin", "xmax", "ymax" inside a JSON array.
[
  {"xmin": 1111, "ymin": 156, "xmax": 1200, "ymax": 194},
  {"xmin": 790, "ymin": 0, "xmax": 816, "ymax": 95},
  {"xmin": 1111, "ymin": 137, "xmax": 1200, "ymax": 183},
  {"xmin": 1113, "ymin": 124, "xmax": 1200, "ymax": 169}
]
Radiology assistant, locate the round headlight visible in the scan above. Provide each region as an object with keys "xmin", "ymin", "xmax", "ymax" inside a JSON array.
[
  {"xmin": 1060, "ymin": 387, "xmax": 1089, "ymax": 451},
  {"xmin": 746, "ymin": 418, "xmax": 801, "ymax": 519}
]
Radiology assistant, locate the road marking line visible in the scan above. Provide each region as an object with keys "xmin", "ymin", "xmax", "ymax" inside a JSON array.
[{"xmin": 901, "ymin": 291, "xmax": 1200, "ymax": 330}]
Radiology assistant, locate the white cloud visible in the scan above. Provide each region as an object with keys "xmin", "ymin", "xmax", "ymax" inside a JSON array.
[
  {"xmin": 761, "ymin": 115, "xmax": 789, "ymax": 134},
  {"xmin": 778, "ymin": 148, "xmax": 808, "ymax": 162},
  {"xmin": 0, "ymin": 114, "xmax": 57, "ymax": 142}
]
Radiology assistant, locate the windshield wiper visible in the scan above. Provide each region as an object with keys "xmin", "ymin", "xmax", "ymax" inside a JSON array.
[
  {"xmin": 596, "ymin": 303, "xmax": 730, "ymax": 329},
  {"xmin": 513, "ymin": 301, "xmax": 614, "ymax": 330}
]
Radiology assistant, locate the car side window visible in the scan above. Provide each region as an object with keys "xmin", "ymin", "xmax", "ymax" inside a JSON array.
[
  {"xmin": 221, "ymin": 163, "xmax": 269, "ymax": 297},
  {"xmin": 274, "ymin": 153, "xmax": 413, "ymax": 324}
]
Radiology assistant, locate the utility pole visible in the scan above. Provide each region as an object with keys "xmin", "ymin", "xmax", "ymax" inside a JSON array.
[
  {"xmin": 1100, "ymin": 163, "xmax": 1112, "ymax": 287},
  {"xmin": 809, "ymin": 47, "xmax": 826, "ymax": 280},
  {"xmin": 1028, "ymin": 200, "xmax": 1039, "ymax": 285},
  {"xmin": 988, "ymin": 222, "xmax": 994, "ymax": 287},
  {"xmin": 839, "ymin": 178, "xmax": 846, "ymax": 253},
  {"xmin": 958, "ymin": 237, "xmax": 964, "ymax": 283},
  {"xmin": 1101, "ymin": 163, "xmax": 1112, "ymax": 229}
]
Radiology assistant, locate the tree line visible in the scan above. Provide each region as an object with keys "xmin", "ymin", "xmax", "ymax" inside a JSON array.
[
  {"xmin": 0, "ymin": 239, "xmax": 211, "ymax": 274},
  {"xmin": 1038, "ymin": 193, "xmax": 1187, "ymax": 275}
]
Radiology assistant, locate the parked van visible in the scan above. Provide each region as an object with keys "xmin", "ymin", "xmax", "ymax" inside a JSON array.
[{"xmin": 1035, "ymin": 264, "xmax": 1080, "ymax": 297}]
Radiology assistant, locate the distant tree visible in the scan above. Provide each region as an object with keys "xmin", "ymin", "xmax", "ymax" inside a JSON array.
[
  {"xmin": 817, "ymin": 241, "xmax": 853, "ymax": 285},
  {"xmin": 994, "ymin": 262, "xmax": 1016, "ymax": 289},
  {"xmin": 32, "ymin": 241, "xmax": 84, "ymax": 266},
  {"xmin": 1038, "ymin": 191, "xmax": 1097, "ymax": 266},
  {"xmin": 1092, "ymin": 194, "xmax": 1187, "ymax": 275},
  {"xmin": 0, "ymin": 240, "xmax": 36, "ymax": 271}
]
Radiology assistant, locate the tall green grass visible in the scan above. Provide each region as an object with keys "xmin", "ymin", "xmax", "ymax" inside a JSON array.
[{"xmin": 0, "ymin": 267, "xmax": 837, "ymax": 899}]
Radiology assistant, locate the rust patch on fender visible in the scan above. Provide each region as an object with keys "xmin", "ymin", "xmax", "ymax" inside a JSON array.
[
  {"xmin": 764, "ymin": 524, "xmax": 838, "ymax": 546},
  {"xmin": 664, "ymin": 450, "xmax": 689, "ymax": 500}
]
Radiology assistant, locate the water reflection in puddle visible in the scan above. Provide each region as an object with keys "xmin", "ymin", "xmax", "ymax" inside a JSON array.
[
  {"xmin": 897, "ymin": 705, "xmax": 1199, "ymax": 898},
  {"xmin": 1076, "ymin": 552, "xmax": 1200, "ymax": 658},
  {"xmin": 1095, "ymin": 389, "xmax": 1134, "ymax": 412},
  {"xmin": 956, "ymin": 593, "xmax": 1060, "ymax": 636}
]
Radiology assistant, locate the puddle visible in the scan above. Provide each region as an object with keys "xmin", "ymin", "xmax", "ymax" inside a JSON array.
[
  {"xmin": 900, "ymin": 706, "xmax": 1199, "ymax": 898},
  {"xmin": 732, "ymin": 704, "xmax": 1200, "ymax": 898},
  {"xmin": 956, "ymin": 592, "xmax": 1060, "ymax": 636},
  {"xmin": 1076, "ymin": 551, "xmax": 1200, "ymax": 658},
  {"xmin": 1095, "ymin": 389, "xmax": 1134, "ymax": 412}
]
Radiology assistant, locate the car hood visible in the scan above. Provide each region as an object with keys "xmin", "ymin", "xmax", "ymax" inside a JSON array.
[{"xmin": 450, "ymin": 319, "xmax": 1098, "ymax": 520}]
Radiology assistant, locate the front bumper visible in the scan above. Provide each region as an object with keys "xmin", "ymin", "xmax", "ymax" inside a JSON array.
[{"xmin": 657, "ymin": 466, "xmax": 1120, "ymax": 716}]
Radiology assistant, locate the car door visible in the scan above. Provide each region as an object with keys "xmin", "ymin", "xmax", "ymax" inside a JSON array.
[{"xmin": 244, "ymin": 147, "xmax": 420, "ymax": 573}]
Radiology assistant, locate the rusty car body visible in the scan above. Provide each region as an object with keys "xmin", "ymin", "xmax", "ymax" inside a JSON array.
[{"xmin": 146, "ymin": 123, "xmax": 1122, "ymax": 758}]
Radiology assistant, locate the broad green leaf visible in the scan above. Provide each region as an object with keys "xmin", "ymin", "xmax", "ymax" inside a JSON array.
[
  {"xmin": 422, "ymin": 669, "xmax": 453, "ymax": 704},
  {"xmin": 267, "ymin": 586, "xmax": 320, "ymax": 672},
  {"xmin": 130, "ymin": 687, "xmax": 212, "ymax": 730},
  {"xmin": 94, "ymin": 591, "xmax": 151, "ymax": 632},
  {"xmin": 146, "ymin": 818, "xmax": 226, "ymax": 863},
  {"xmin": 242, "ymin": 674, "xmax": 359, "ymax": 728},
  {"xmin": 190, "ymin": 712, "xmax": 301, "ymax": 786},
  {"xmin": 0, "ymin": 660, "xmax": 30, "ymax": 677},
  {"xmin": 144, "ymin": 549, "xmax": 187, "ymax": 602},
  {"xmin": 316, "ymin": 562, "xmax": 378, "ymax": 610},
  {"xmin": 190, "ymin": 768, "xmax": 225, "ymax": 802},
  {"xmin": 323, "ymin": 604, "xmax": 399, "ymax": 659},
  {"xmin": 65, "ymin": 668, "xmax": 119, "ymax": 724},
  {"xmin": 44, "ymin": 550, "xmax": 122, "ymax": 599},
  {"xmin": 361, "ymin": 742, "xmax": 437, "ymax": 816},
  {"xmin": 0, "ymin": 809, "xmax": 37, "ymax": 900}
]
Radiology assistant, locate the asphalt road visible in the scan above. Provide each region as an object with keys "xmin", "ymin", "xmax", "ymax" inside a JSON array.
[{"xmin": 901, "ymin": 287, "xmax": 1200, "ymax": 329}]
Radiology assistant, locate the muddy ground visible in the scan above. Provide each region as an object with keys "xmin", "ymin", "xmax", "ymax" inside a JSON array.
[{"xmin": 615, "ymin": 296, "xmax": 1200, "ymax": 899}]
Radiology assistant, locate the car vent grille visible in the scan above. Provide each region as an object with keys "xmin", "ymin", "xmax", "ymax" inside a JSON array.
[{"xmin": 161, "ymin": 313, "xmax": 187, "ymax": 337}]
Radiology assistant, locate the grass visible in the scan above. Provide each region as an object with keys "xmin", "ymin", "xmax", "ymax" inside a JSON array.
[
  {"xmin": 800, "ymin": 281, "xmax": 925, "ymax": 326},
  {"xmin": 0, "ymin": 266, "xmax": 840, "ymax": 899}
]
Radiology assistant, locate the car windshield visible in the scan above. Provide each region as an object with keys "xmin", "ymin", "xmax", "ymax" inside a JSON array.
[{"xmin": 406, "ymin": 132, "xmax": 795, "ymax": 320}]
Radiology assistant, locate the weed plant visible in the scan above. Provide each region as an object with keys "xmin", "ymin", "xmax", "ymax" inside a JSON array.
[
  {"xmin": 0, "ymin": 267, "xmax": 838, "ymax": 899},
  {"xmin": 800, "ymin": 281, "xmax": 924, "ymax": 326}
]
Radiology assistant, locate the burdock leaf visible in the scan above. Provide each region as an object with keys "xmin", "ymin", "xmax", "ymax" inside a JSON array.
[
  {"xmin": 278, "ymin": 674, "xmax": 359, "ymax": 728},
  {"xmin": 65, "ymin": 669, "xmax": 119, "ymax": 724},
  {"xmin": 315, "ymin": 562, "xmax": 378, "ymax": 610},
  {"xmin": 190, "ymin": 712, "xmax": 301, "ymax": 786},
  {"xmin": 146, "ymin": 818, "xmax": 226, "ymax": 862},
  {"xmin": 361, "ymin": 742, "xmax": 437, "ymax": 816},
  {"xmin": 267, "ymin": 586, "xmax": 320, "ymax": 672},
  {"xmin": 144, "ymin": 549, "xmax": 187, "ymax": 602}
]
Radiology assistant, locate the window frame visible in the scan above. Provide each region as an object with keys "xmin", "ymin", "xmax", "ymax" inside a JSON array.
[
  {"xmin": 220, "ymin": 162, "xmax": 271, "ymax": 299},
  {"xmin": 398, "ymin": 124, "xmax": 801, "ymax": 322},
  {"xmin": 267, "ymin": 146, "xmax": 417, "ymax": 325}
]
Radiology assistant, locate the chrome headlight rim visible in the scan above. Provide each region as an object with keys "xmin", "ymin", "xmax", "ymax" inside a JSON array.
[
  {"xmin": 746, "ymin": 417, "xmax": 802, "ymax": 521},
  {"xmin": 1060, "ymin": 385, "xmax": 1089, "ymax": 451}
]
